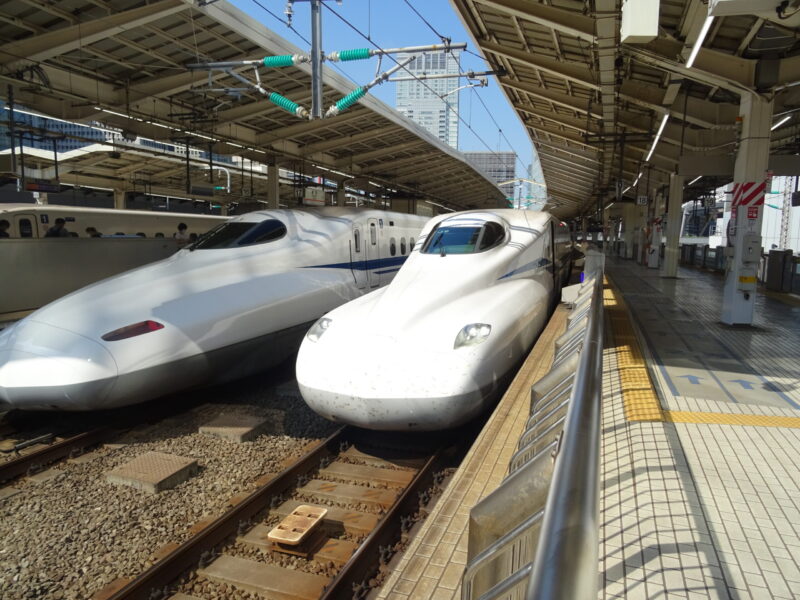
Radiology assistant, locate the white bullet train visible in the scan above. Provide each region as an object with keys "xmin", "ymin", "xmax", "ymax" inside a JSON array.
[
  {"xmin": 0, "ymin": 208, "xmax": 428, "ymax": 411},
  {"xmin": 296, "ymin": 209, "xmax": 573, "ymax": 431}
]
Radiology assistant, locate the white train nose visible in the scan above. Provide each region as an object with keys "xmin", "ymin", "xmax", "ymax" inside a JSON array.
[{"xmin": 0, "ymin": 320, "xmax": 118, "ymax": 410}]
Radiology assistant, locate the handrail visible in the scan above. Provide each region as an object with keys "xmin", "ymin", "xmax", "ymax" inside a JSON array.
[
  {"xmin": 525, "ymin": 275, "xmax": 604, "ymax": 599},
  {"xmin": 462, "ymin": 272, "xmax": 604, "ymax": 600}
]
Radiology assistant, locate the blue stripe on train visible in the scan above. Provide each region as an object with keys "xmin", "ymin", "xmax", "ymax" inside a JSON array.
[{"xmin": 499, "ymin": 257, "xmax": 550, "ymax": 280}]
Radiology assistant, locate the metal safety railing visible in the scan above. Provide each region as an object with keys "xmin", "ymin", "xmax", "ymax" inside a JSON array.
[{"xmin": 462, "ymin": 270, "xmax": 604, "ymax": 600}]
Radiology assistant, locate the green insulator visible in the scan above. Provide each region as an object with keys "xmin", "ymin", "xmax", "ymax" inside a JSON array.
[
  {"xmin": 335, "ymin": 87, "xmax": 367, "ymax": 112},
  {"xmin": 338, "ymin": 48, "xmax": 371, "ymax": 62},
  {"xmin": 269, "ymin": 92, "xmax": 300, "ymax": 114},
  {"xmin": 263, "ymin": 55, "xmax": 295, "ymax": 68}
]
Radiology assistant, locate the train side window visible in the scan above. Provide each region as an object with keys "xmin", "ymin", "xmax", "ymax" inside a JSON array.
[
  {"xmin": 155, "ymin": 232, "xmax": 165, "ymax": 238},
  {"xmin": 370, "ymin": 222, "xmax": 377, "ymax": 245},
  {"xmin": 400, "ymin": 237, "xmax": 406, "ymax": 255},
  {"xmin": 18, "ymin": 218, "xmax": 33, "ymax": 238},
  {"xmin": 354, "ymin": 229, "xmax": 361, "ymax": 253},
  {"xmin": 410, "ymin": 237, "xmax": 415, "ymax": 251},
  {"xmin": 390, "ymin": 237, "xmax": 397, "ymax": 256}
]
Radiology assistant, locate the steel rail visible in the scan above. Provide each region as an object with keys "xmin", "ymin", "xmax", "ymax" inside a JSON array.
[
  {"xmin": 320, "ymin": 446, "xmax": 448, "ymax": 600},
  {"xmin": 105, "ymin": 426, "xmax": 349, "ymax": 600},
  {"xmin": 525, "ymin": 276, "xmax": 604, "ymax": 600},
  {"xmin": 0, "ymin": 428, "xmax": 115, "ymax": 484}
]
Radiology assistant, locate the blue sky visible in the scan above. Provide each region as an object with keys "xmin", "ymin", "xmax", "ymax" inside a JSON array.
[{"xmin": 228, "ymin": 0, "xmax": 541, "ymax": 196}]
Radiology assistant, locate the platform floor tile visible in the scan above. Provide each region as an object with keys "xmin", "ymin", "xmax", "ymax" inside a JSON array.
[
  {"xmin": 601, "ymin": 260, "xmax": 800, "ymax": 599},
  {"xmin": 375, "ymin": 305, "xmax": 570, "ymax": 600},
  {"xmin": 607, "ymin": 261, "xmax": 800, "ymax": 411}
]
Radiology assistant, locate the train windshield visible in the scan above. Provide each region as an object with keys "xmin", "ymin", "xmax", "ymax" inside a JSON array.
[
  {"xmin": 421, "ymin": 221, "xmax": 505, "ymax": 255},
  {"xmin": 190, "ymin": 219, "xmax": 287, "ymax": 250}
]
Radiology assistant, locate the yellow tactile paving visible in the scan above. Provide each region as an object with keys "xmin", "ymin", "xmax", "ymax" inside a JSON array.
[
  {"xmin": 604, "ymin": 281, "xmax": 665, "ymax": 422},
  {"xmin": 606, "ymin": 275, "xmax": 800, "ymax": 429},
  {"xmin": 664, "ymin": 410, "xmax": 800, "ymax": 428}
]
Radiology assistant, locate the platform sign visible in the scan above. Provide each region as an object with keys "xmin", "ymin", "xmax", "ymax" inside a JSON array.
[
  {"xmin": 747, "ymin": 206, "xmax": 759, "ymax": 220},
  {"xmin": 25, "ymin": 180, "xmax": 60, "ymax": 193},
  {"xmin": 637, "ymin": 195, "xmax": 648, "ymax": 206}
]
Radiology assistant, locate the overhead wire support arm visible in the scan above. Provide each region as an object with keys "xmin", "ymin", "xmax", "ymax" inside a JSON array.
[
  {"xmin": 325, "ymin": 55, "xmax": 417, "ymax": 118},
  {"xmin": 224, "ymin": 68, "xmax": 309, "ymax": 119},
  {"xmin": 326, "ymin": 42, "xmax": 468, "ymax": 62},
  {"xmin": 388, "ymin": 69, "xmax": 500, "ymax": 82},
  {"xmin": 186, "ymin": 54, "xmax": 310, "ymax": 69}
]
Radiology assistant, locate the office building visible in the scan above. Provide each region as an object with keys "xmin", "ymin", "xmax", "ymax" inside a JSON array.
[
  {"xmin": 465, "ymin": 151, "xmax": 517, "ymax": 198},
  {"xmin": 395, "ymin": 51, "xmax": 460, "ymax": 148}
]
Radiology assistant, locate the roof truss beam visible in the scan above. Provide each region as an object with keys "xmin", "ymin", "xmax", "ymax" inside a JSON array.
[
  {"xmin": 472, "ymin": 0, "xmax": 594, "ymax": 43},
  {"xmin": 0, "ymin": 0, "xmax": 187, "ymax": 70}
]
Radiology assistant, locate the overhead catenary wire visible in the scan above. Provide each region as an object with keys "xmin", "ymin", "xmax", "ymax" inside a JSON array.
[
  {"xmin": 398, "ymin": 0, "xmax": 530, "ymax": 176},
  {"xmin": 248, "ymin": 0, "xmax": 365, "ymax": 87},
  {"xmin": 322, "ymin": 3, "xmax": 502, "ymax": 168}
]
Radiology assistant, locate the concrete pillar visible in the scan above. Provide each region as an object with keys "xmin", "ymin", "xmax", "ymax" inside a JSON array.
[
  {"xmin": 622, "ymin": 203, "xmax": 636, "ymax": 259},
  {"xmin": 662, "ymin": 173, "xmax": 685, "ymax": 277},
  {"xmin": 336, "ymin": 179, "xmax": 347, "ymax": 207},
  {"xmin": 721, "ymin": 94, "xmax": 772, "ymax": 325},
  {"xmin": 220, "ymin": 204, "xmax": 228, "ymax": 216},
  {"xmin": 266, "ymin": 159, "xmax": 280, "ymax": 209},
  {"xmin": 113, "ymin": 189, "xmax": 126, "ymax": 210}
]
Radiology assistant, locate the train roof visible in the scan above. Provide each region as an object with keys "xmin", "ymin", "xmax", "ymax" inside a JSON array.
[{"xmin": 432, "ymin": 209, "xmax": 556, "ymax": 231}]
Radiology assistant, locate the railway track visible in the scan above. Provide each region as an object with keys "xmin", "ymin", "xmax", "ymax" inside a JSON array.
[
  {"xmin": 0, "ymin": 426, "xmax": 117, "ymax": 483},
  {"xmin": 96, "ymin": 426, "xmax": 466, "ymax": 600}
]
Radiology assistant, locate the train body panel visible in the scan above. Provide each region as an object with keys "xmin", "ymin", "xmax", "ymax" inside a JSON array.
[
  {"xmin": 0, "ymin": 203, "xmax": 226, "ymax": 239},
  {"xmin": 296, "ymin": 209, "xmax": 572, "ymax": 431},
  {"xmin": 0, "ymin": 208, "xmax": 428, "ymax": 410}
]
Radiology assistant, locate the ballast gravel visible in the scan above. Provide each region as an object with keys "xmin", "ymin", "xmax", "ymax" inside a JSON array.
[{"xmin": 0, "ymin": 372, "xmax": 336, "ymax": 600}]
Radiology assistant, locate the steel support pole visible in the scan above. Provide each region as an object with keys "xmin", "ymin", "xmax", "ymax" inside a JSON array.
[
  {"xmin": 185, "ymin": 140, "xmax": 191, "ymax": 194},
  {"xmin": 721, "ymin": 94, "xmax": 772, "ymax": 325},
  {"xmin": 7, "ymin": 85, "xmax": 16, "ymax": 189},
  {"xmin": 267, "ymin": 159, "xmax": 280, "ymax": 209},
  {"xmin": 52, "ymin": 138, "xmax": 59, "ymax": 183},
  {"xmin": 18, "ymin": 133, "xmax": 25, "ymax": 190},
  {"xmin": 663, "ymin": 173, "xmax": 685, "ymax": 277},
  {"xmin": 310, "ymin": 0, "xmax": 323, "ymax": 120}
]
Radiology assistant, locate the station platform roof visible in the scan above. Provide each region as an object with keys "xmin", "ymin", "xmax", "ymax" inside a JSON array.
[
  {"xmin": 450, "ymin": 0, "xmax": 800, "ymax": 219},
  {"xmin": 0, "ymin": 0, "xmax": 506, "ymax": 211}
]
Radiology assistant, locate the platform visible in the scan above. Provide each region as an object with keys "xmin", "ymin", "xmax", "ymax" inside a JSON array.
[
  {"xmin": 600, "ymin": 259, "xmax": 800, "ymax": 599},
  {"xmin": 377, "ymin": 260, "xmax": 800, "ymax": 599}
]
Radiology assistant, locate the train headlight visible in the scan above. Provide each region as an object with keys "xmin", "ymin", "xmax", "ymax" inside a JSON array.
[
  {"xmin": 307, "ymin": 317, "xmax": 332, "ymax": 343},
  {"xmin": 454, "ymin": 323, "xmax": 491, "ymax": 349}
]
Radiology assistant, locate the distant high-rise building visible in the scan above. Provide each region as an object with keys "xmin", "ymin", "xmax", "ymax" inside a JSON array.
[
  {"xmin": 395, "ymin": 51, "xmax": 460, "ymax": 148},
  {"xmin": 465, "ymin": 151, "xmax": 517, "ymax": 199}
]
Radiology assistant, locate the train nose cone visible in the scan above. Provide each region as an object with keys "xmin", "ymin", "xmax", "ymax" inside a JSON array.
[{"xmin": 0, "ymin": 320, "xmax": 118, "ymax": 410}]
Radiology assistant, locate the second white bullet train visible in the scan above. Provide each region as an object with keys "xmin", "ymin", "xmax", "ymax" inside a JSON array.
[
  {"xmin": 296, "ymin": 209, "xmax": 573, "ymax": 431},
  {"xmin": 0, "ymin": 208, "xmax": 428, "ymax": 411}
]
